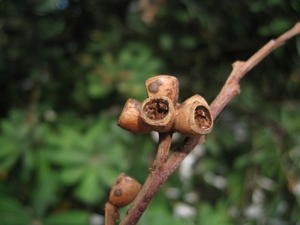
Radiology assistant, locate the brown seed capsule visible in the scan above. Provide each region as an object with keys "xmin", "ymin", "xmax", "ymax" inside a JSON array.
[
  {"xmin": 145, "ymin": 75, "xmax": 179, "ymax": 103},
  {"xmin": 174, "ymin": 95, "xmax": 213, "ymax": 136},
  {"xmin": 117, "ymin": 98, "xmax": 152, "ymax": 133},
  {"xmin": 140, "ymin": 96, "xmax": 175, "ymax": 132},
  {"xmin": 109, "ymin": 173, "xmax": 141, "ymax": 208}
]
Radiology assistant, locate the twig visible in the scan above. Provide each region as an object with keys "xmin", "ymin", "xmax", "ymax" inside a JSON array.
[
  {"xmin": 105, "ymin": 202, "xmax": 119, "ymax": 225},
  {"xmin": 119, "ymin": 22, "xmax": 300, "ymax": 225},
  {"xmin": 152, "ymin": 132, "xmax": 172, "ymax": 168},
  {"xmin": 210, "ymin": 22, "xmax": 300, "ymax": 119},
  {"xmin": 120, "ymin": 133, "xmax": 173, "ymax": 225}
]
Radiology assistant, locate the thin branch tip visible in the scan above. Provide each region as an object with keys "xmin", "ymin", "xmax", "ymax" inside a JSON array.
[{"xmin": 294, "ymin": 22, "xmax": 300, "ymax": 29}]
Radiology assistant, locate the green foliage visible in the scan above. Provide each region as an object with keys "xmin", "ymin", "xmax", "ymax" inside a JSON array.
[
  {"xmin": 44, "ymin": 211, "xmax": 89, "ymax": 225},
  {"xmin": 0, "ymin": 111, "xmax": 154, "ymax": 221},
  {"xmin": 0, "ymin": 195, "xmax": 31, "ymax": 225},
  {"xmin": 197, "ymin": 203, "xmax": 233, "ymax": 225},
  {"xmin": 139, "ymin": 205, "xmax": 186, "ymax": 225},
  {"xmin": 0, "ymin": 0, "xmax": 300, "ymax": 224}
]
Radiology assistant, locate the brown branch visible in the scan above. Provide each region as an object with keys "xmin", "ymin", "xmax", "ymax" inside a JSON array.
[
  {"xmin": 152, "ymin": 133, "xmax": 172, "ymax": 168},
  {"xmin": 119, "ymin": 22, "xmax": 300, "ymax": 225},
  {"xmin": 120, "ymin": 133, "xmax": 172, "ymax": 225},
  {"xmin": 105, "ymin": 202, "xmax": 119, "ymax": 225}
]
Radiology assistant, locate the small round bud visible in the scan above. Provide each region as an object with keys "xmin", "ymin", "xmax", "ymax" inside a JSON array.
[{"xmin": 109, "ymin": 173, "xmax": 141, "ymax": 208}]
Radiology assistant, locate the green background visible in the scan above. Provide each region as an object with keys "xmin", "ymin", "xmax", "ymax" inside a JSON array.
[{"xmin": 0, "ymin": 0, "xmax": 300, "ymax": 224}]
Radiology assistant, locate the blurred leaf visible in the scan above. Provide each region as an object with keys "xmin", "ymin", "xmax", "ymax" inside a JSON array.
[
  {"xmin": 281, "ymin": 106, "xmax": 300, "ymax": 135},
  {"xmin": 75, "ymin": 168, "xmax": 102, "ymax": 204},
  {"xmin": 36, "ymin": 0, "xmax": 61, "ymax": 13},
  {"xmin": 98, "ymin": 166, "xmax": 119, "ymax": 186},
  {"xmin": 32, "ymin": 156, "xmax": 59, "ymax": 216},
  {"xmin": 47, "ymin": 150, "xmax": 89, "ymax": 166},
  {"xmin": 159, "ymin": 33, "xmax": 173, "ymax": 51},
  {"xmin": 60, "ymin": 167, "xmax": 84, "ymax": 185},
  {"xmin": 180, "ymin": 35, "xmax": 196, "ymax": 49},
  {"xmin": 0, "ymin": 195, "xmax": 30, "ymax": 225},
  {"xmin": 87, "ymin": 72, "xmax": 112, "ymax": 98},
  {"xmin": 234, "ymin": 154, "xmax": 250, "ymax": 169},
  {"xmin": 0, "ymin": 156, "xmax": 18, "ymax": 171},
  {"xmin": 197, "ymin": 202, "xmax": 233, "ymax": 225},
  {"xmin": 139, "ymin": 204, "xmax": 185, "ymax": 225},
  {"xmin": 269, "ymin": 18, "xmax": 292, "ymax": 34},
  {"xmin": 38, "ymin": 19, "xmax": 65, "ymax": 40},
  {"xmin": 45, "ymin": 211, "xmax": 89, "ymax": 225},
  {"xmin": 227, "ymin": 173, "xmax": 244, "ymax": 204}
]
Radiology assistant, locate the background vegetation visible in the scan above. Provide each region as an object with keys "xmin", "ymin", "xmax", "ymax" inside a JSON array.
[{"xmin": 0, "ymin": 0, "xmax": 300, "ymax": 224}]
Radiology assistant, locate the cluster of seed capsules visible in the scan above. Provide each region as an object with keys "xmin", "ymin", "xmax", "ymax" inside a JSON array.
[
  {"xmin": 106, "ymin": 75, "xmax": 214, "ymax": 222},
  {"xmin": 118, "ymin": 75, "xmax": 213, "ymax": 136}
]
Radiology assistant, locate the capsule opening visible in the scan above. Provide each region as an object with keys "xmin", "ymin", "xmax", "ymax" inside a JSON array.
[
  {"xmin": 194, "ymin": 106, "xmax": 212, "ymax": 129},
  {"xmin": 143, "ymin": 98, "xmax": 169, "ymax": 120}
]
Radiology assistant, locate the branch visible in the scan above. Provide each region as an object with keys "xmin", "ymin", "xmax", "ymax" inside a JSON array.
[
  {"xmin": 210, "ymin": 22, "xmax": 300, "ymax": 119},
  {"xmin": 105, "ymin": 203, "xmax": 119, "ymax": 225},
  {"xmin": 152, "ymin": 133, "xmax": 173, "ymax": 168},
  {"xmin": 119, "ymin": 22, "xmax": 300, "ymax": 225}
]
